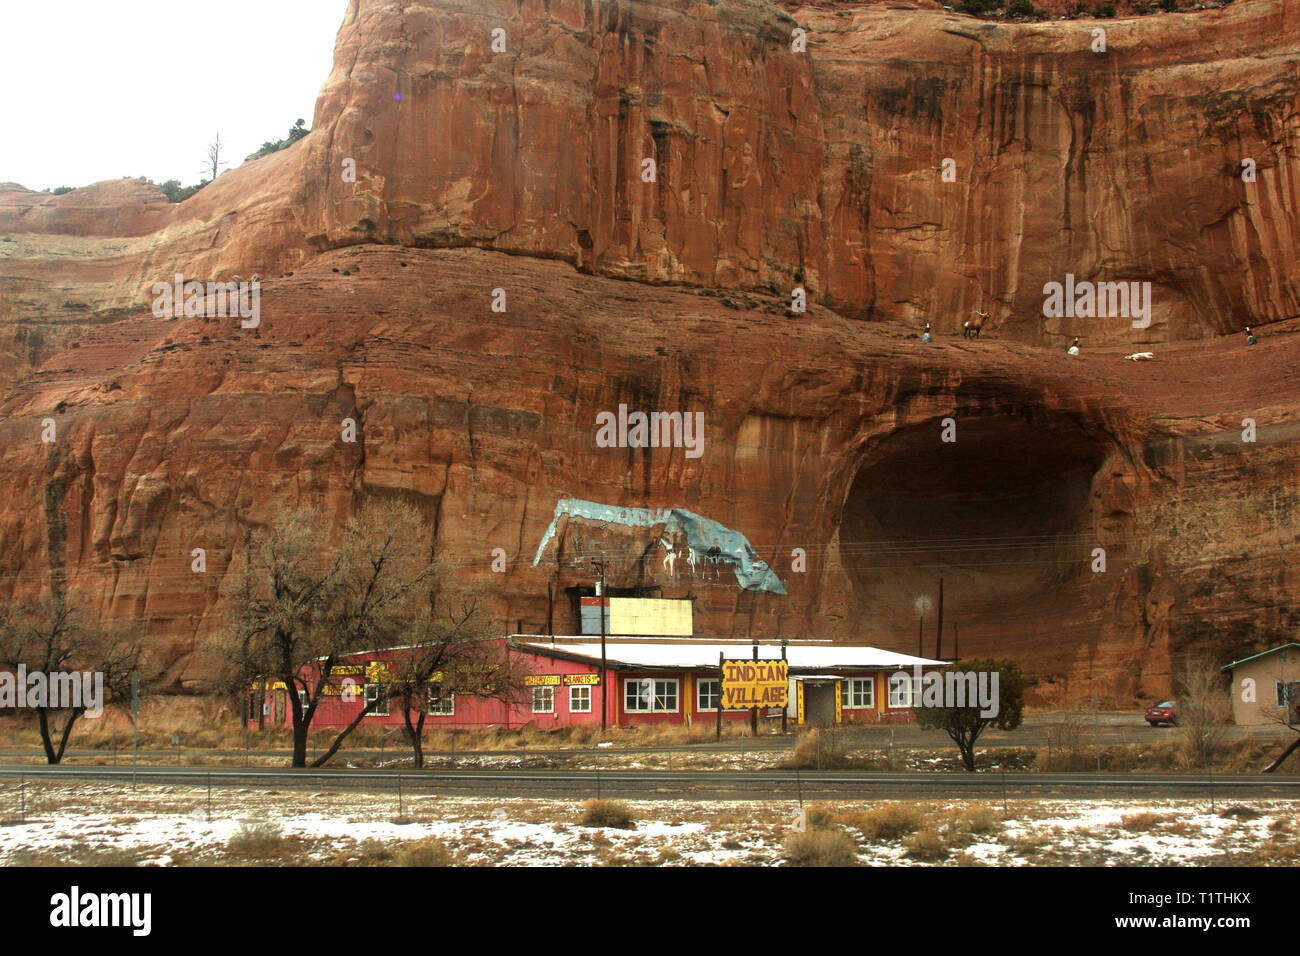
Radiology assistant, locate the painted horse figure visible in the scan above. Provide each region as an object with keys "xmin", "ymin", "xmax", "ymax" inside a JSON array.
[{"xmin": 963, "ymin": 310, "xmax": 989, "ymax": 339}]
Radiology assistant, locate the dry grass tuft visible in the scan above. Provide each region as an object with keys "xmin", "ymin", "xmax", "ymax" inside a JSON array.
[
  {"xmin": 841, "ymin": 804, "xmax": 925, "ymax": 841},
  {"xmin": 580, "ymin": 799, "xmax": 636, "ymax": 829},
  {"xmin": 782, "ymin": 829, "xmax": 858, "ymax": 866},
  {"xmin": 803, "ymin": 804, "xmax": 840, "ymax": 831},
  {"xmin": 226, "ymin": 818, "xmax": 286, "ymax": 857},
  {"xmin": 394, "ymin": 837, "xmax": 455, "ymax": 867},
  {"xmin": 1220, "ymin": 804, "xmax": 1262, "ymax": 820},
  {"xmin": 1118, "ymin": 811, "xmax": 1174, "ymax": 832},
  {"xmin": 903, "ymin": 827, "xmax": 949, "ymax": 861},
  {"xmin": 945, "ymin": 805, "xmax": 1002, "ymax": 835}
]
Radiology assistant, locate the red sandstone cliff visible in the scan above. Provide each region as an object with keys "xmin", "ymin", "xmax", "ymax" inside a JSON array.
[{"xmin": 0, "ymin": 0, "xmax": 1297, "ymax": 702}]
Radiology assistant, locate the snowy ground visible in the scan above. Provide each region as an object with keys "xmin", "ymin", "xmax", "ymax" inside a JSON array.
[{"xmin": 0, "ymin": 781, "xmax": 1294, "ymax": 866}]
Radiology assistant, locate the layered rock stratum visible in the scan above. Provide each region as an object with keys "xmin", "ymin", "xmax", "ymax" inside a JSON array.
[{"xmin": 1, "ymin": 0, "xmax": 1297, "ymax": 702}]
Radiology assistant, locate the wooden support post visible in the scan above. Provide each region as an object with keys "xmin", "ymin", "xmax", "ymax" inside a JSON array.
[
  {"xmin": 781, "ymin": 642, "xmax": 789, "ymax": 735},
  {"xmin": 716, "ymin": 653, "xmax": 724, "ymax": 742}
]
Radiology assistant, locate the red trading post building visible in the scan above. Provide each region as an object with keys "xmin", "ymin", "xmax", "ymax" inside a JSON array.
[{"xmin": 246, "ymin": 635, "xmax": 946, "ymax": 731}]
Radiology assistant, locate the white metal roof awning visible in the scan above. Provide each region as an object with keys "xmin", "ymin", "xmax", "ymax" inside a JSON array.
[{"xmin": 791, "ymin": 674, "xmax": 848, "ymax": 681}]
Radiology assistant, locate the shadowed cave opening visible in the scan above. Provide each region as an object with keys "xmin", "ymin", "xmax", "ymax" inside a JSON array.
[{"xmin": 840, "ymin": 412, "xmax": 1113, "ymax": 652}]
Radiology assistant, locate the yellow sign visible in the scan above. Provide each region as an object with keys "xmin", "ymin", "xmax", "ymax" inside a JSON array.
[
  {"xmin": 720, "ymin": 660, "xmax": 788, "ymax": 709},
  {"xmin": 562, "ymin": 674, "xmax": 601, "ymax": 685},
  {"xmin": 525, "ymin": 675, "xmax": 562, "ymax": 686}
]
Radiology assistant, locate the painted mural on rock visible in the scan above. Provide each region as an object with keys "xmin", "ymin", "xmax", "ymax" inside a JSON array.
[{"xmin": 533, "ymin": 499, "xmax": 787, "ymax": 596}]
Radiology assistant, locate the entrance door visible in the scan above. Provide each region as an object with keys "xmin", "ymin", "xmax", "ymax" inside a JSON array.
[{"xmin": 805, "ymin": 683, "xmax": 837, "ymax": 725}]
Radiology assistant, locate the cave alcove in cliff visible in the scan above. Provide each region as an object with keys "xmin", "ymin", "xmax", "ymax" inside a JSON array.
[{"xmin": 840, "ymin": 411, "xmax": 1112, "ymax": 649}]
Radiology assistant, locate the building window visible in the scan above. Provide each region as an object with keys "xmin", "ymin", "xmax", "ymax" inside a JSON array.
[
  {"xmin": 532, "ymin": 686, "xmax": 555, "ymax": 714},
  {"xmin": 843, "ymin": 677, "xmax": 874, "ymax": 709},
  {"xmin": 569, "ymin": 685, "xmax": 592, "ymax": 713},
  {"xmin": 624, "ymin": 678, "xmax": 680, "ymax": 713},
  {"xmin": 428, "ymin": 684, "xmax": 455, "ymax": 716},
  {"xmin": 697, "ymin": 678, "xmax": 720, "ymax": 712},
  {"xmin": 887, "ymin": 675, "xmax": 913, "ymax": 709},
  {"xmin": 363, "ymin": 683, "xmax": 389, "ymax": 716}
]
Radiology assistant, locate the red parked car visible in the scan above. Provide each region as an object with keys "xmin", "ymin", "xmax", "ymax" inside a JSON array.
[{"xmin": 1145, "ymin": 699, "xmax": 1182, "ymax": 727}]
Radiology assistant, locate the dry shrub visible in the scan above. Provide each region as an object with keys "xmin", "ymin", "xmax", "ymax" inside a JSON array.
[
  {"xmin": 842, "ymin": 804, "xmax": 925, "ymax": 841},
  {"xmin": 1002, "ymin": 832, "xmax": 1051, "ymax": 855},
  {"xmin": 657, "ymin": 846, "xmax": 682, "ymax": 864},
  {"xmin": 1176, "ymin": 651, "xmax": 1232, "ymax": 770},
  {"xmin": 951, "ymin": 805, "xmax": 1001, "ymax": 835},
  {"xmin": 76, "ymin": 846, "xmax": 147, "ymax": 867},
  {"xmin": 351, "ymin": 838, "xmax": 396, "ymax": 865},
  {"xmin": 1258, "ymin": 841, "xmax": 1300, "ymax": 863},
  {"xmin": 803, "ymin": 805, "xmax": 839, "ymax": 831},
  {"xmin": 580, "ymin": 798, "xmax": 636, "ymax": 829},
  {"xmin": 782, "ymin": 830, "xmax": 858, "ymax": 866},
  {"xmin": 1220, "ymin": 804, "xmax": 1261, "ymax": 820},
  {"xmin": 780, "ymin": 728, "xmax": 856, "ymax": 769},
  {"xmin": 903, "ymin": 827, "xmax": 949, "ymax": 861},
  {"xmin": 227, "ymin": 819, "xmax": 286, "ymax": 857},
  {"xmin": 1118, "ymin": 811, "xmax": 1173, "ymax": 832},
  {"xmin": 565, "ymin": 724, "xmax": 598, "ymax": 745},
  {"xmin": 395, "ymin": 838, "xmax": 455, "ymax": 867}
]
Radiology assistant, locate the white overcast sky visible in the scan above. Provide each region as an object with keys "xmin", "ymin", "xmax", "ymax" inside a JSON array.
[{"xmin": 0, "ymin": 0, "xmax": 350, "ymax": 192}]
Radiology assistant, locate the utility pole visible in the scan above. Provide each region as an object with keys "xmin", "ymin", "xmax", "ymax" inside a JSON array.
[
  {"xmin": 935, "ymin": 577, "xmax": 944, "ymax": 660},
  {"xmin": 593, "ymin": 558, "xmax": 608, "ymax": 732},
  {"xmin": 917, "ymin": 615, "xmax": 924, "ymax": 657},
  {"xmin": 751, "ymin": 640, "xmax": 759, "ymax": 738},
  {"xmin": 953, "ymin": 623, "xmax": 959, "ymax": 660}
]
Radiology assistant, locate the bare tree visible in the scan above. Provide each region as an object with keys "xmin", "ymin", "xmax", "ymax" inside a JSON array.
[
  {"xmin": 383, "ymin": 585, "xmax": 529, "ymax": 768},
  {"xmin": 204, "ymin": 132, "xmax": 228, "ymax": 182},
  {"xmin": 0, "ymin": 593, "xmax": 144, "ymax": 764},
  {"xmin": 213, "ymin": 499, "xmax": 444, "ymax": 768},
  {"xmin": 1176, "ymin": 650, "xmax": 1231, "ymax": 770},
  {"xmin": 1255, "ymin": 658, "xmax": 1300, "ymax": 773},
  {"xmin": 1047, "ymin": 703, "xmax": 1088, "ymax": 771}
]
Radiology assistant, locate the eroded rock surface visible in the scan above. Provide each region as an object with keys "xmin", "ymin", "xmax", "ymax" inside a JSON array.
[{"xmin": 1, "ymin": 0, "xmax": 1297, "ymax": 700}]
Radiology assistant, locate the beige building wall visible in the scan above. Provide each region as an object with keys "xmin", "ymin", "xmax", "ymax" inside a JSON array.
[{"xmin": 1229, "ymin": 651, "xmax": 1300, "ymax": 726}]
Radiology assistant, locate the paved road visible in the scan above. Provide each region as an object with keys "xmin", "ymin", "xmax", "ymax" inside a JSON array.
[
  {"xmin": 0, "ymin": 714, "xmax": 1286, "ymax": 764},
  {"xmin": 0, "ymin": 765, "xmax": 1295, "ymax": 800}
]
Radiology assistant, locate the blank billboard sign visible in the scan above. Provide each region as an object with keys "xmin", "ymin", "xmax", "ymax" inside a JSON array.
[{"xmin": 608, "ymin": 598, "xmax": 693, "ymax": 636}]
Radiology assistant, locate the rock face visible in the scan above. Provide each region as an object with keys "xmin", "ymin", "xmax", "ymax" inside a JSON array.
[{"xmin": 0, "ymin": 0, "xmax": 1298, "ymax": 702}]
